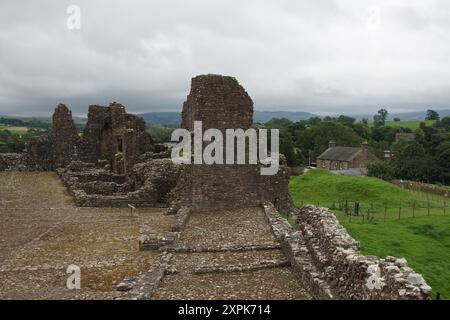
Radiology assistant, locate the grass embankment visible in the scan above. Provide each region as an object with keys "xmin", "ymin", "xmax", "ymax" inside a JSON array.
[{"xmin": 289, "ymin": 169, "xmax": 450, "ymax": 299}]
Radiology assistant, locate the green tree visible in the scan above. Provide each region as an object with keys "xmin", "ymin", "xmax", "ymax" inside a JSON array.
[
  {"xmin": 425, "ymin": 109, "xmax": 440, "ymax": 121},
  {"xmin": 373, "ymin": 108, "xmax": 388, "ymax": 127},
  {"xmin": 435, "ymin": 141, "xmax": 450, "ymax": 184},
  {"xmin": 367, "ymin": 160, "xmax": 395, "ymax": 181}
]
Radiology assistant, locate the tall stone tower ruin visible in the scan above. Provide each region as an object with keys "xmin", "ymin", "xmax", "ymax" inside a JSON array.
[
  {"xmin": 27, "ymin": 104, "xmax": 80, "ymax": 170},
  {"xmin": 169, "ymin": 74, "xmax": 294, "ymax": 212}
]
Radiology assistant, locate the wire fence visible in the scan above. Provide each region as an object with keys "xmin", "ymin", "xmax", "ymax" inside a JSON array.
[{"xmin": 299, "ymin": 197, "xmax": 448, "ymax": 224}]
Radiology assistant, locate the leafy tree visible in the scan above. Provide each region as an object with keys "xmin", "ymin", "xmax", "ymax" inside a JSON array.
[
  {"xmin": 367, "ymin": 160, "xmax": 395, "ymax": 181},
  {"xmin": 147, "ymin": 124, "xmax": 176, "ymax": 143},
  {"xmin": 435, "ymin": 141, "xmax": 450, "ymax": 184},
  {"xmin": 425, "ymin": 109, "xmax": 440, "ymax": 121},
  {"xmin": 337, "ymin": 115, "xmax": 356, "ymax": 126},
  {"xmin": 373, "ymin": 108, "xmax": 388, "ymax": 126}
]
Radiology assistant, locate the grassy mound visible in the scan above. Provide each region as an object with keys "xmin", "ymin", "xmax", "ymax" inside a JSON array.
[{"xmin": 289, "ymin": 169, "xmax": 450, "ymax": 299}]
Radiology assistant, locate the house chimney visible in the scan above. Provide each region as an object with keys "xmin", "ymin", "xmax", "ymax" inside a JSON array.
[
  {"xmin": 360, "ymin": 140, "xmax": 368, "ymax": 173},
  {"xmin": 329, "ymin": 140, "xmax": 336, "ymax": 148},
  {"xmin": 361, "ymin": 140, "xmax": 368, "ymax": 150}
]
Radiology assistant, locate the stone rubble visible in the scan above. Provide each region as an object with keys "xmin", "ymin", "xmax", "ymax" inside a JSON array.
[
  {"xmin": 194, "ymin": 259, "xmax": 290, "ymax": 274},
  {"xmin": 170, "ymin": 206, "xmax": 191, "ymax": 232},
  {"xmin": 117, "ymin": 252, "xmax": 173, "ymax": 300}
]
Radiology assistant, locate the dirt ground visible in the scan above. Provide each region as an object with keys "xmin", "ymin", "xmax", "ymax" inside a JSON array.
[
  {"xmin": 0, "ymin": 172, "xmax": 309, "ymax": 300},
  {"xmin": 0, "ymin": 172, "xmax": 172, "ymax": 299}
]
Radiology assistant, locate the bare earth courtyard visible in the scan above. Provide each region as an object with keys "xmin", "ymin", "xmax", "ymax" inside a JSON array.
[{"xmin": 0, "ymin": 172, "xmax": 310, "ymax": 300}]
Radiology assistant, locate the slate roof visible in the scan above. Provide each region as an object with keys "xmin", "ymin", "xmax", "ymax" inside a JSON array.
[{"xmin": 317, "ymin": 147, "xmax": 361, "ymax": 162}]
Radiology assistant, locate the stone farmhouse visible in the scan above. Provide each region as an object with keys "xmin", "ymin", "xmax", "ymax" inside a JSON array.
[{"xmin": 316, "ymin": 140, "xmax": 378, "ymax": 173}]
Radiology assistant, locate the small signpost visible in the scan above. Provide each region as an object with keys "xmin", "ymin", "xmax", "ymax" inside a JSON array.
[{"xmin": 128, "ymin": 204, "xmax": 136, "ymax": 217}]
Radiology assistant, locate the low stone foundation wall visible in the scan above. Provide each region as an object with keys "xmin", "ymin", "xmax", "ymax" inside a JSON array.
[
  {"xmin": 262, "ymin": 203, "xmax": 432, "ymax": 300},
  {"xmin": 57, "ymin": 158, "xmax": 178, "ymax": 207},
  {"xmin": 296, "ymin": 205, "xmax": 431, "ymax": 299},
  {"xmin": 0, "ymin": 153, "xmax": 38, "ymax": 171},
  {"xmin": 170, "ymin": 206, "xmax": 191, "ymax": 232},
  {"xmin": 393, "ymin": 179, "xmax": 449, "ymax": 197},
  {"xmin": 262, "ymin": 203, "xmax": 334, "ymax": 299},
  {"xmin": 139, "ymin": 232, "xmax": 180, "ymax": 251},
  {"xmin": 194, "ymin": 259, "xmax": 290, "ymax": 274},
  {"xmin": 116, "ymin": 252, "xmax": 174, "ymax": 300}
]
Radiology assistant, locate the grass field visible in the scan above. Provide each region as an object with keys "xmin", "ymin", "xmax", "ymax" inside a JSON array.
[
  {"xmin": 289, "ymin": 169, "xmax": 450, "ymax": 299},
  {"xmin": 0, "ymin": 125, "xmax": 29, "ymax": 134},
  {"xmin": 369, "ymin": 120, "xmax": 436, "ymax": 129}
]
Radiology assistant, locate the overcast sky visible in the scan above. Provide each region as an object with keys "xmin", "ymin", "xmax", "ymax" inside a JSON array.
[{"xmin": 1, "ymin": 0, "xmax": 450, "ymax": 117}]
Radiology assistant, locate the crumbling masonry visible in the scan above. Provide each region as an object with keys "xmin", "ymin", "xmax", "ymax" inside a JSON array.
[
  {"xmin": 0, "ymin": 74, "xmax": 432, "ymax": 300},
  {"xmin": 168, "ymin": 74, "xmax": 294, "ymax": 213}
]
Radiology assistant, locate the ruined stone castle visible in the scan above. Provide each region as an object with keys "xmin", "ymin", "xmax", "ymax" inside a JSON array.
[{"xmin": 0, "ymin": 74, "xmax": 432, "ymax": 300}]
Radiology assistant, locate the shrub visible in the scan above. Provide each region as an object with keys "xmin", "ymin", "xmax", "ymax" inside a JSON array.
[{"xmin": 367, "ymin": 160, "xmax": 395, "ymax": 181}]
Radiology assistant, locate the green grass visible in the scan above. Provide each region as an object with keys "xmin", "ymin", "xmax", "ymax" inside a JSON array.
[
  {"xmin": 289, "ymin": 169, "xmax": 450, "ymax": 299},
  {"xmin": 369, "ymin": 120, "xmax": 436, "ymax": 129},
  {"xmin": 0, "ymin": 125, "xmax": 29, "ymax": 134}
]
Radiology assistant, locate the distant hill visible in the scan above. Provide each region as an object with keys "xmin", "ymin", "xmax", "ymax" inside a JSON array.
[
  {"xmin": 253, "ymin": 111, "xmax": 316, "ymax": 123},
  {"xmin": 139, "ymin": 112, "xmax": 181, "ymax": 126},
  {"xmin": 139, "ymin": 110, "xmax": 317, "ymax": 126},
  {"xmin": 3, "ymin": 108, "xmax": 450, "ymax": 126},
  {"xmin": 135, "ymin": 109, "xmax": 450, "ymax": 125},
  {"xmin": 351, "ymin": 109, "xmax": 450, "ymax": 121}
]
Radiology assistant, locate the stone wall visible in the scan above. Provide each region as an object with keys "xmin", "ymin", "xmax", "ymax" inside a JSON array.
[
  {"xmin": 58, "ymin": 157, "xmax": 181, "ymax": 207},
  {"xmin": 0, "ymin": 102, "xmax": 154, "ymax": 174},
  {"xmin": 81, "ymin": 102, "xmax": 154, "ymax": 174},
  {"xmin": 169, "ymin": 74, "xmax": 295, "ymax": 213},
  {"xmin": 0, "ymin": 153, "xmax": 36, "ymax": 171},
  {"xmin": 393, "ymin": 179, "xmax": 449, "ymax": 197},
  {"xmin": 128, "ymin": 158, "xmax": 182, "ymax": 206},
  {"xmin": 262, "ymin": 203, "xmax": 432, "ymax": 299},
  {"xmin": 181, "ymin": 74, "xmax": 253, "ymax": 131},
  {"xmin": 26, "ymin": 104, "xmax": 80, "ymax": 170},
  {"xmin": 291, "ymin": 204, "xmax": 431, "ymax": 299}
]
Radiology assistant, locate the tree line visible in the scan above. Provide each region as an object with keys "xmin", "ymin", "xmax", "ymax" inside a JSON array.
[
  {"xmin": 1, "ymin": 110, "xmax": 449, "ymax": 185},
  {"xmin": 260, "ymin": 109, "xmax": 450, "ymax": 185}
]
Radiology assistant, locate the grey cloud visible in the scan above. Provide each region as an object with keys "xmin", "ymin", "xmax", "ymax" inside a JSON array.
[{"xmin": 0, "ymin": 0, "xmax": 450, "ymax": 116}]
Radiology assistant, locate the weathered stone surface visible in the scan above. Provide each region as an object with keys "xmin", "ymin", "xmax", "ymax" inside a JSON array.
[
  {"xmin": 26, "ymin": 104, "xmax": 80, "ymax": 170},
  {"xmin": 81, "ymin": 102, "xmax": 154, "ymax": 174},
  {"xmin": 294, "ymin": 204, "xmax": 432, "ymax": 300},
  {"xmin": 0, "ymin": 153, "xmax": 35, "ymax": 171},
  {"xmin": 129, "ymin": 158, "xmax": 181, "ymax": 206},
  {"xmin": 262, "ymin": 202, "xmax": 432, "ymax": 300},
  {"xmin": 164, "ymin": 243, "xmax": 281, "ymax": 253},
  {"xmin": 1, "ymin": 102, "xmax": 155, "ymax": 175},
  {"xmin": 194, "ymin": 259, "xmax": 290, "ymax": 274},
  {"xmin": 181, "ymin": 74, "xmax": 253, "ymax": 131},
  {"xmin": 50, "ymin": 105, "xmax": 175, "ymax": 207},
  {"xmin": 170, "ymin": 206, "xmax": 191, "ymax": 232},
  {"xmin": 117, "ymin": 252, "xmax": 173, "ymax": 300},
  {"xmin": 169, "ymin": 74, "xmax": 294, "ymax": 212},
  {"xmin": 139, "ymin": 232, "xmax": 180, "ymax": 251}
]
